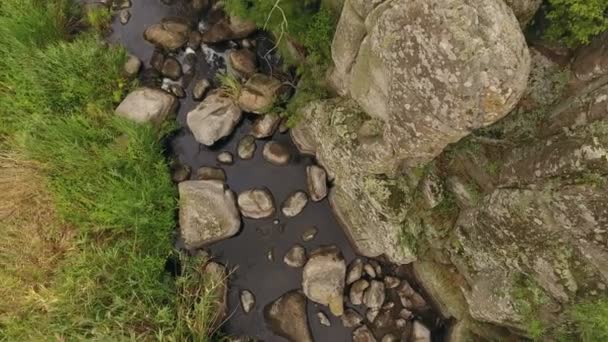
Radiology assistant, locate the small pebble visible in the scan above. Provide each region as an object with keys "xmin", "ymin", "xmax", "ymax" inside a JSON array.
[
  {"xmin": 317, "ymin": 312, "xmax": 331, "ymax": 327},
  {"xmin": 364, "ymin": 263, "xmax": 376, "ymax": 278},
  {"xmin": 217, "ymin": 152, "xmax": 234, "ymax": 165},
  {"xmin": 119, "ymin": 9, "xmax": 131, "ymax": 25},
  {"xmin": 240, "ymin": 290, "xmax": 255, "ymax": 313},
  {"xmin": 301, "ymin": 227, "xmax": 318, "ymax": 242}
]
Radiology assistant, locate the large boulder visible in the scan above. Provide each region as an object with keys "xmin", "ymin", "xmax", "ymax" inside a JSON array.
[
  {"xmin": 187, "ymin": 92, "xmax": 242, "ymax": 146},
  {"xmin": 115, "ymin": 87, "xmax": 177, "ymax": 125},
  {"xmin": 293, "ymin": 0, "xmax": 530, "ymax": 263},
  {"xmin": 264, "ymin": 291, "xmax": 313, "ymax": 342},
  {"xmin": 178, "ymin": 180, "xmax": 241, "ymax": 249},
  {"xmin": 330, "ymin": 0, "xmax": 529, "ymax": 170},
  {"xmin": 144, "ymin": 18, "xmax": 190, "ymax": 50},
  {"xmin": 302, "ymin": 246, "xmax": 346, "ymax": 316}
]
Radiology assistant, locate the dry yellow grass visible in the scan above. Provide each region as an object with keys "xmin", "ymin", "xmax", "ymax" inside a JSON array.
[{"xmin": 0, "ymin": 152, "xmax": 74, "ymax": 322}]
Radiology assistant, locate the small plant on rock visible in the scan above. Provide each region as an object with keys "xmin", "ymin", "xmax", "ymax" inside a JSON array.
[{"xmin": 545, "ymin": 0, "xmax": 608, "ymax": 46}]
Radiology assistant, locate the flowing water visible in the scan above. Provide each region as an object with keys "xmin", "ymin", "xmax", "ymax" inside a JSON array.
[{"xmin": 108, "ymin": 1, "xmax": 446, "ymax": 340}]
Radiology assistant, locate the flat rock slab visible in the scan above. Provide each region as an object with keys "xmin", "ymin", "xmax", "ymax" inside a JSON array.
[
  {"xmin": 179, "ymin": 180, "xmax": 241, "ymax": 249},
  {"xmin": 115, "ymin": 87, "xmax": 177, "ymax": 125}
]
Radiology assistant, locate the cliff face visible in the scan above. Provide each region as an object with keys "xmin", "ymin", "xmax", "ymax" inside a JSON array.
[{"xmin": 293, "ymin": 0, "xmax": 608, "ymax": 338}]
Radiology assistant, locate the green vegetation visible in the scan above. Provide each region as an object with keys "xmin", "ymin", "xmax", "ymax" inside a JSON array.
[
  {"xmin": 223, "ymin": 0, "xmax": 337, "ymax": 125},
  {"xmin": 85, "ymin": 5, "xmax": 112, "ymax": 33},
  {"xmin": 545, "ymin": 0, "xmax": 608, "ymax": 46},
  {"xmin": 512, "ymin": 276, "xmax": 549, "ymax": 340},
  {"xmin": 217, "ymin": 71, "xmax": 243, "ymax": 99},
  {"xmin": 0, "ymin": 0, "xmax": 216, "ymax": 339},
  {"xmin": 565, "ymin": 297, "xmax": 608, "ymax": 342}
]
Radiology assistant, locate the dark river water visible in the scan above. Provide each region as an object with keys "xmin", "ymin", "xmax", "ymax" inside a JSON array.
[{"xmin": 107, "ymin": 1, "xmax": 446, "ymax": 340}]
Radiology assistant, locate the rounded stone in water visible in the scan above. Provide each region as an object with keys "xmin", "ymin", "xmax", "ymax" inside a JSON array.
[
  {"xmin": 217, "ymin": 151, "xmax": 234, "ymax": 165},
  {"xmin": 195, "ymin": 166, "xmax": 226, "ymax": 182},
  {"xmin": 283, "ymin": 244, "xmax": 306, "ymax": 268},
  {"xmin": 301, "ymin": 227, "xmax": 318, "ymax": 242},
  {"xmin": 237, "ymin": 135, "xmax": 256, "ymax": 160},
  {"xmin": 240, "ymin": 290, "xmax": 255, "ymax": 314},
  {"xmin": 262, "ymin": 141, "xmax": 290, "ymax": 166},
  {"xmin": 281, "ymin": 191, "xmax": 308, "ymax": 218},
  {"xmin": 237, "ymin": 188, "xmax": 275, "ymax": 219}
]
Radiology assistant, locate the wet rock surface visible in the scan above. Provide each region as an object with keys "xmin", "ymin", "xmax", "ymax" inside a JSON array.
[
  {"xmin": 262, "ymin": 141, "xmax": 290, "ymax": 166},
  {"xmin": 264, "ymin": 291, "xmax": 313, "ymax": 342}
]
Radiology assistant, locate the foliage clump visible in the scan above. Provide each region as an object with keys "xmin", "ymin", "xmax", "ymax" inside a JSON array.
[{"xmin": 545, "ymin": 0, "xmax": 608, "ymax": 46}]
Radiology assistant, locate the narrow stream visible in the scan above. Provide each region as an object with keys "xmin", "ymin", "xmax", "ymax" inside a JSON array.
[{"xmin": 108, "ymin": 1, "xmax": 446, "ymax": 340}]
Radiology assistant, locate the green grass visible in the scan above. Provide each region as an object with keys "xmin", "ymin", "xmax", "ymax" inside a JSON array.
[
  {"xmin": 565, "ymin": 298, "xmax": 608, "ymax": 342},
  {"xmin": 0, "ymin": 0, "xmax": 217, "ymax": 339},
  {"xmin": 85, "ymin": 5, "xmax": 112, "ymax": 33}
]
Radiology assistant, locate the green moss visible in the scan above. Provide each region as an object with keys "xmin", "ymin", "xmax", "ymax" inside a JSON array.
[
  {"xmin": 545, "ymin": 0, "xmax": 608, "ymax": 47},
  {"xmin": 512, "ymin": 275, "xmax": 549, "ymax": 340}
]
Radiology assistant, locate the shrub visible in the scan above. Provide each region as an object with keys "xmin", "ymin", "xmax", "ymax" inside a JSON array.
[{"xmin": 545, "ymin": 0, "xmax": 608, "ymax": 46}]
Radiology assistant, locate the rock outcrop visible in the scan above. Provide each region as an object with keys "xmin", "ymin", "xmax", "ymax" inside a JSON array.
[
  {"xmin": 178, "ymin": 180, "xmax": 241, "ymax": 249},
  {"xmin": 293, "ymin": 0, "xmax": 530, "ymax": 263}
]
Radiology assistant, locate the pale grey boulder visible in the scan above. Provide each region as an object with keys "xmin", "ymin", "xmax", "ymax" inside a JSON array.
[
  {"xmin": 178, "ymin": 180, "xmax": 241, "ymax": 249},
  {"xmin": 302, "ymin": 246, "xmax": 346, "ymax": 316},
  {"xmin": 292, "ymin": 0, "xmax": 530, "ymax": 264},
  {"xmin": 187, "ymin": 93, "xmax": 242, "ymax": 146},
  {"xmin": 115, "ymin": 87, "xmax": 177, "ymax": 125}
]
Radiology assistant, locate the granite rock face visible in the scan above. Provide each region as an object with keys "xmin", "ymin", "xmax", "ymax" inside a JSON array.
[{"xmin": 293, "ymin": 0, "xmax": 530, "ymax": 263}]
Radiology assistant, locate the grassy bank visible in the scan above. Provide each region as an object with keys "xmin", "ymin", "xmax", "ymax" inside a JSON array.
[{"xmin": 0, "ymin": 1, "xmax": 217, "ymax": 339}]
